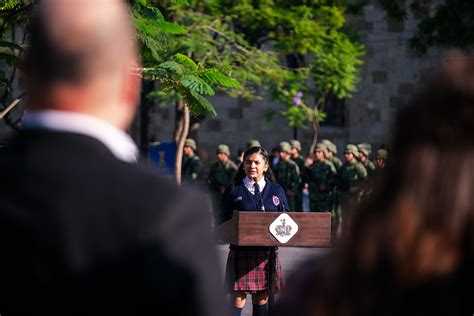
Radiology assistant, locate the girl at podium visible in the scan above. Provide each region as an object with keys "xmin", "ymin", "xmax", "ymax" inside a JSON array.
[{"xmin": 218, "ymin": 146, "xmax": 289, "ymax": 316}]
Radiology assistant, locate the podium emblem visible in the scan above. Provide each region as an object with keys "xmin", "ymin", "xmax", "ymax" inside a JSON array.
[{"xmin": 269, "ymin": 213, "xmax": 299, "ymax": 244}]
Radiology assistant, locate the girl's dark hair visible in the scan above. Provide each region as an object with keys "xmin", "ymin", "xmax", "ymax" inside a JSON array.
[
  {"xmin": 234, "ymin": 146, "xmax": 275, "ymax": 183},
  {"xmin": 302, "ymin": 56, "xmax": 474, "ymax": 316}
]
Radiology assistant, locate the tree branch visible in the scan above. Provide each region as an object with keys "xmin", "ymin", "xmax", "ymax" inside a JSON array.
[{"xmin": 0, "ymin": 91, "xmax": 25, "ymax": 119}]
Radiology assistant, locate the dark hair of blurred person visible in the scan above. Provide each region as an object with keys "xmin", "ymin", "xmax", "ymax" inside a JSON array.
[{"xmin": 274, "ymin": 55, "xmax": 474, "ymax": 316}]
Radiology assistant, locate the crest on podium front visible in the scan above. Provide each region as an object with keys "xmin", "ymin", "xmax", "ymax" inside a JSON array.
[{"xmin": 269, "ymin": 213, "xmax": 298, "ymax": 244}]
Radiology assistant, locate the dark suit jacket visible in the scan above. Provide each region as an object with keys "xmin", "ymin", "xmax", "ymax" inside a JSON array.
[{"xmin": 0, "ymin": 130, "xmax": 226, "ymax": 316}]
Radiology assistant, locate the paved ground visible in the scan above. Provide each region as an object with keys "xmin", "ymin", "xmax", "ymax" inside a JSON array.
[{"xmin": 216, "ymin": 244, "xmax": 330, "ymax": 316}]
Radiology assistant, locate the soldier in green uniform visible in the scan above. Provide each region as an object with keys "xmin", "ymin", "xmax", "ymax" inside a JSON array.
[
  {"xmin": 375, "ymin": 149, "xmax": 388, "ymax": 169},
  {"xmin": 290, "ymin": 140, "xmax": 305, "ymax": 212},
  {"xmin": 182, "ymin": 138, "xmax": 201, "ymax": 183},
  {"xmin": 208, "ymin": 144, "xmax": 238, "ymax": 224},
  {"xmin": 337, "ymin": 144, "xmax": 367, "ymax": 221},
  {"xmin": 357, "ymin": 145, "xmax": 376, "ymax": 176},
  {"xmin": 274, "ymin": 141, "xmax": 301, "ymax": 212},
  {"xmin": 321, "ymin": 139, "xmax": 342, "ymax": 230},
  {"xmin": 321, "ymin": 139, "xmax": 342, "ymax": 171},
  {"xmin": 307, "ymin": 143, "xmax": 336, "ymax": 212}
]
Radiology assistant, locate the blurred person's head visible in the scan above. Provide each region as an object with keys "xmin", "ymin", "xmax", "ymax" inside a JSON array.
[
  {"xmin": 321, "ymin": 139, "xmax": 336, "ymax": 159},
  {"xmin": 357, "ymin": 143, "xmax": 372, "ymax": 157},
  {"xmin": 314, "ymin": 143, "xmax": 327, "ymax": 162},
  {"xmin": 23, "ymin": 0, "xmax": 140, "ymax": 130},
  {"xmin": 290, "ymin": 139, "xmax": 302, "ymax": 157},
  {"xmin": 375, "ymin": 149, "xmax": 388, "ymax": 168},
  {"xmin": 184, "ymin": 138, "xmax": 196, "ymax": 156},
  {"xmin": 279, "ymin": 142, "xmax": 292, "ymax": 161},
  {"xmin": 301, "ymin": 55, "xmax": 474, "ymax": 316},
  {"xmin": 343, "ymin": 144, "xmax": 358, "ymax": 163},
  {"xmin": 357, "ymin": 147, "xmax": 370, "ymax": 162},
  {"xmin": 216, "ymin": 144, "xmax": 230, "ymax": 163}
]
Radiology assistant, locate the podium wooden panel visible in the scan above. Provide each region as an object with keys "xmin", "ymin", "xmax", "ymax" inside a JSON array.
[{"xmin": 215, "ymin": 211, "xmax": 332, "ymax": 247}]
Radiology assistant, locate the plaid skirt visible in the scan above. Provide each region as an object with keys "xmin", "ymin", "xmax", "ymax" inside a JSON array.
[{"xmin": 224, "ymin": 247, "xmax": 284, "ymax": 294}]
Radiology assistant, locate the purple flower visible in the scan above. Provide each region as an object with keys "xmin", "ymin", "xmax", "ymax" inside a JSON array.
[
  {"xmin": 296, "ymin": 91, "xmax": 304, "ymax": 98},
  {"xmin": 292, "ymin": 97, "xmax": 301, "ymax": 105}
]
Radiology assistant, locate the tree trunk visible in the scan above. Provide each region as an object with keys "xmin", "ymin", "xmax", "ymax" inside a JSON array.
[
  {"xmin": 308, "ymin": 93, "xmax": 329, "ymax": 156},
  {"xmin": 173, "ymin": 100, "xmax": 185, "ymax": 143},
  {"xmin": 309, "ymin": 120, "xmax": 320, "ymax": 157},
  {"xmin": 174, "ymin": 100, "xmax": 190, "ymax": 186}
]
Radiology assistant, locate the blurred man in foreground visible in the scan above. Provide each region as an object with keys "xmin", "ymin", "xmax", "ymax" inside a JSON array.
[{"xmin": 0, "ymin": 1, "xmax": 226, "ymax": 315}]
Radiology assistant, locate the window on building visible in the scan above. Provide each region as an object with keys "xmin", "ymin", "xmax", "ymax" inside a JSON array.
[{"xmin": 321, "ymin": 93, "xmax": 345, "ymax": 127}]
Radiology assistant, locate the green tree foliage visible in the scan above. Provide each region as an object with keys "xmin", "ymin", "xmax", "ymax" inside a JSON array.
[
  {"xmin": 0, "ymin": 0, "xmax": 31, "ymax": 126},
  {"xmin": 132, "ymin": 0, "xmax": 241, "ymax": 119},
  {"xmin": 197, "ymin": 0, "xmax": 365, "ymax": 153},
  {"xmin": 143, "ymin": 53, "xmax": 240, "ymax": 118}
]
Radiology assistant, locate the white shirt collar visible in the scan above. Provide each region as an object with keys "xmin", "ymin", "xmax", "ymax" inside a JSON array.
[
  {"xmin": 22, "ymin": 110, "xmax": 139, "ymax": 163},
  {"xmin": 243, "ymin": 176, "xmax": 266, "ymax": 195}
]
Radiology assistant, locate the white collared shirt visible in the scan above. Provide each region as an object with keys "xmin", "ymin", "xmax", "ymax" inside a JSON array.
[
  {"xmin": 22, "ymin": 110, "xmax": 139, "ymax": 163},
  {"xmin": 243, "ymin": 176, "xmax": 266, "ymax": 195}
]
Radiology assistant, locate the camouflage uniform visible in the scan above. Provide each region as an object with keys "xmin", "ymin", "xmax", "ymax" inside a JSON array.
[
  {"xmin": 358, "ymin": 145, "xmax": 376, "ymax": 177},
  {"xmin": 337, "ymin": 145, "xmax": 368, "ymax": 208},
  {"xmin": 208, "ymin": 145, "xmax": 238, "ymax": 223},
  {"xmin": 182, "ymin": 138, "xmax": 201, "ymax": 183},
  {"xmin": 360, "ymin": 159, "xmax": 376, "ymax": 176},
  {"xmin": 322, "ymin": 139, "xmax": 342, "ymax": 171},
  {"xmin": 307, "ymin": 144, "xmax": 336, "ymax": 212},
  {"xmin": 290, "ymin": 140, "xmax": 305, "ymax": 212},
  {"xmin": 321, "ymin": 139, "xmax": 343, "ymax": 231},
  {"xmin": 274, "ymin": 142, "xmax": 301, "ymax": 212},
  {"xmin": 330, "ymin": 156, "xmax": 343, "ymax": 171},
  {"xmin": 208, "ymin": 160, "xmax": 237, "ymax": 194}
]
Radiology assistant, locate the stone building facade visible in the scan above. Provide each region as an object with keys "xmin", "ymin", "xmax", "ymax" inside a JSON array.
[{"xmin": 145, "ymin": 2, "xmax": 446, "ymax": 169}]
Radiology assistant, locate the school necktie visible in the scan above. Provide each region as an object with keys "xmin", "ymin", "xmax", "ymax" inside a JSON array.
[{"xmin": 254, "ymin": 182, "xmax": 264, "ymax": 211}]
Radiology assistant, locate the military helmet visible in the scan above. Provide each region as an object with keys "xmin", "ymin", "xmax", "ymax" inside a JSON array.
[
  {"xmin": 358, "ymin": 146, "xmax": 370, "ymax": 157},
  {"xmin": 279, "ymin": 141, "xmax": 292, "ymax": 153},
  {"xmin": 344, "ymin": 144, "xmax": 359, "ymax": 156},
  {"xmin": 184, "ymin": 138, "xmax": 197, "ymax": 151},
  {"xmin": 217, "ymin": 144, "xmax": 230, "ymax": 156},
  {"xmin": 375, "ymin": 149, "xmax": 388, "ymax": 160},
  {"xmin": 247, "ymin": 139, "xmax": 261, "ymax": 148},
  {"xmin": 321, "ymin": 139, "xmax": 337, "ymax": 154},
  {"xmin": 290, "ymin": 139, "xmax": 302, "ymax": 151},
  {"xmin": 357, "ymin": 143, "xmax": 372, "ymax": 156},
  {"xmin": 314, "ymin": 143, "xmax": 328, "ymax": 153}
]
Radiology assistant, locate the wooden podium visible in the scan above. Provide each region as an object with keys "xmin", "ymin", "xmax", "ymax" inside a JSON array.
[
  {"xmin": 215, "ymin": 211, "xmax": 332, "ymax": 312},
  {"xmin": 215, "ymin": 211, "xmax": 332, "ymax": 247}
]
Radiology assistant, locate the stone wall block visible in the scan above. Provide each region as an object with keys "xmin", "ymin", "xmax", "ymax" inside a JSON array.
[
  {"xmin": 398, "ymin": 82, "xmax": 416, "ymax": 96},
  {"xmin": 387, "ymin": 17, "xmax": 405, "ymax": 32},
  {"xmin": 228, "ymin": 107, "xmax": 243, "ymax": 119},
  {"xmin": 372, "ymin": 70, "xmax": 388, "ymax": 84},
  {"xmin": 206, "ymin": 119, "xmax": 222, "ymax": 132}
]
